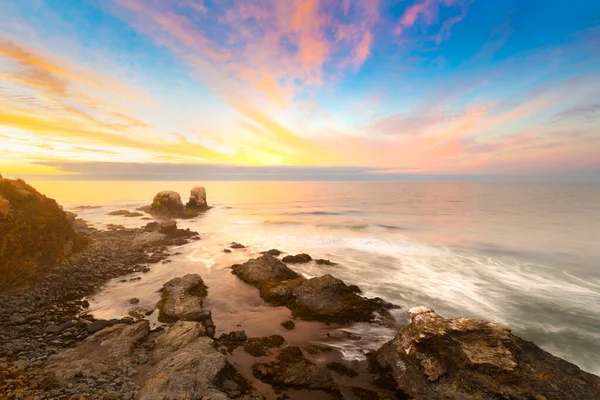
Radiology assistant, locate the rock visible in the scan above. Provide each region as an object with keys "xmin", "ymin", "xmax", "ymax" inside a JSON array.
[
  {"xmin": 232, "ymin": 256, "xmax": 394, "ymax": 323},
  {"xmin": 45, "ymin": 324, "xmax": 63, "ymax": 334},
  {"xmin": 244, "ymin": 335, "xmax": 285, "ymax": 357},
  {"xmin": 144, "ymin": 221, "xmax": 160, "ymax": 231},
  {"xmin": 138, "ymin": 337, "xmax": 228, "ymax": 399},
  {"xmin": 231, "ymin": 254, "xmax": 299, "ymax": 286},
  {"xmin": 129, "ymin": 298, "xmax": 139, "ymax": 305},
  {"xmin": 252, "ymin": 346, "xmax": 338, "ymax": 393},
  {"xmin": 187, "ymin": 186, "xmax": 208, "ymax": 209},
  {"xmin": 224, "ymin": 248, "xmax": 232, "ymax": 253},
  {"xmin": 81, "ymin": 300, "xmax": 90, "ymax": 308},
  {"xmin": 315, "ymin": 259, "xmax": 337, "ymax": 266},
  {"xmin": 132, "ymin": 232, "xmax": 167, "ymax": 247},
  {"xmin": 287, "ymin": 274, "xmax": 394, "ymax": 323},
  {"xmin": 157, "ymin": 274, "xmax": 210, "ymax": 323},
  {"xmin": 47, "ymin": 321, "xmax": 149, "ymax": 383},
  {"xmin": 87, "ymin": 320, "xmax": 108, "ymax": 334},
  {"xmin": 282, "ymin": 253, "xmax": 312, "ymax": 264},
  {"xmin": 326, "ymin": 362, "xmax": 358, "ymax": 377},
  {"xmin": 150, "ymin": 190, "xmax": 184, "ymax": 215},
  {"xmin": 280, "ymin": 320, "xmax": 295, "ymax": 330},
  {"xmin": 107, "ymin": 210, "xmax": 142, "ymax": 217},
  {"xmin": 230, "ymin": 242, "xmax": 246, "ymax": 249},
  {"xmin": 261, "ymin": 249, "xmax": 282, "ymax": 256},
  {"xmin": 159, "ymin": 220, "xmax": 177, "ymax": 234},
  {"xmin": 370, "ymin": 306, "xmax": 600, "ymax": 400},
  {"xmin": 150, "ymin": 321, "xmax": 206, "ymax": 364}
]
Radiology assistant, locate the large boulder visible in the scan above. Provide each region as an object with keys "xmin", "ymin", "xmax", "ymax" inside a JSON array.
[
  {"xmin": 370, "ymin": 306, "xmax": 600, "ymax": 400},
  {"xmin": 187, "ymin": 186, "xmax": 208, "ymax": 209},
  {"xmin": 138, "ymin": 337, "xmax": 228, "ymax": 400},
  {"xmin": 232, "ymin": 254, "xmax": 299, "ymax": 285},
  {"xmin": 252, "ymin": 346, "xmax": 338, "ymax": 393},
  {"xmin": 0, "ymin": 178, "xmax": 85, "ymax": 287},
  {"xmin": 157, "ymin": 274, "xmax": 212, "ymax": 324},
  {"xmin": 150, "ymin": 191, "xmax": 184, "ymax": 215},
  {"xmin": 232, "ymin": 256, "xmax": 395, "ymax": 323},
  {"xmin": 288, "ymin": 274, "xmax": 394, "ymax": 323}
]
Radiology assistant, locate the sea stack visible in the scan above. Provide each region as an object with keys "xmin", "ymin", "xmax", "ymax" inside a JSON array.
[
  {"xmin": 150, "ymin": 191, "xmax": 184, "ymax": 215},
  {"xmin": 187, "ymin": 186, "xmax": 207, "ymax": 209}
]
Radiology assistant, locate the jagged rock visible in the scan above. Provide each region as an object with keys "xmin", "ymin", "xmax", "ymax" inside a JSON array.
[
  {"xmin": 252, "ymin": 346, "xmax": 338, "ymax": 393},
  {"xmin": 230, "ymin": 242, "xmax": 246, "ymax": 249},
  {"xmin": 150, "ymin": 191, "xmax": 184, "ymax": 215},
  {"xmin": 231, "ymin": 254, "xmax": 299, "ymax": 285},
  {"xmin": 138, "ymin": 337, "xmax": 228, "ymax": 399},
  {"xmin": 370, "ymin": 306, "xmax": 600, "ymax": 400},
  {"xmin": 47, "ymin": 321, "xmax": 149, "ymax": 383},
  {"xmin": 157, "ymin": 274, "xmax": 210, "ymax": 323},
  {"xmin": 232, "ymin": 256, "xmax": 395, "ymax": 323},
  {"xmin": 187, "ymin": 186, "xmax": 208, "ymax": 209},
  {"xmin": 282, "ymin": 253, "xmax": 312, "ymax": 264},
  {"xmin": 150, "ymin": 321, "xmax": 207, "ymax": 364},
  {"xmin": 287, "ymin": 274, "xmax": 395, "ymax": 323}
]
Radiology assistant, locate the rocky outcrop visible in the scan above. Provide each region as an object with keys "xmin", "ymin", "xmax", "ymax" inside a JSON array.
[
  {"xmin": 149, "ymin": 321, "xmax": 207, "ymax": 364},
  {"xmin": 187, "ymin": 186, "xmax": 208, "ymax": 209},
  {"xmin": 150, "ymin": 191, "xmax": 183, "ymax": 215},
  {"xmin": 252, "ymin": 346, "xmax": 338, "ymax": 393},
  {"xmin": 370, "ymin": 306, "xmax": 600, "ymax": 400},
  {"xmin": 157, "ymin": 274, "xmax": 212, "ymax": 326},
  {"xmin": 47, "ymin": 321, "xmax": 150, "ymax": 383},
  {"xmin": 232, "ymin": 255, "xmax": 395, "ymax": 323},
  {"xmin": 0, "ymin": 178, "xmax": 86, "ymax": 287},
  {"xmin": 138, "ymin": 336, "xmax": 227, "ymax": 400}
]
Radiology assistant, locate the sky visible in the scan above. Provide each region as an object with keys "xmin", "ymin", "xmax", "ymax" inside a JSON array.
[{"xmin": 0, "ymin": 0, "xmax": 599, "ymax": 180}]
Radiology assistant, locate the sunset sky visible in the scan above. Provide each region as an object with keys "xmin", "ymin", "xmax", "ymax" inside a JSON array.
[{"xmin": 1, "ymin": 0, "xmax": 599, "ymax": 180}]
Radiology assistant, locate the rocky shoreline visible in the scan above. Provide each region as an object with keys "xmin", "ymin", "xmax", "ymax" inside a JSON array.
[{"xmin": 1, "ymin": 182, "xmax": 600, "ymax": 399}]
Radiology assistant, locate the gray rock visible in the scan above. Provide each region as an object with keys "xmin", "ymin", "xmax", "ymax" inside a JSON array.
[
  {"xmin": 132, "ymin": 232, "xmax": 167, "ymax": 247},
  {"xmin": 87, "ymin": 320, "xmax": 108, "ymax": 334},
  {"xmin": 47, "ymin": 321, "xmax": 149, "ymax": 383},
  {"xmin": 138, "ymin": 337, "xmax": 228, "ymax": 399},
  {"xmin": 150, "ymin": 321, "xmax": 206, "ymax": 364},
  {"xmin": 158, "ymin": 274, "xmax": 209, "ymax": 323}
]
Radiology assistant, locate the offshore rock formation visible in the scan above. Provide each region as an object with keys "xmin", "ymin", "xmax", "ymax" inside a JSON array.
[
  {"xmin": 187, "ymin": 186, "xmax": 208, "ymax": 209},
  {"xmin": 150, "ymin": 191, "xmax": 184, "ymax": 215},
  {"xmin": 141, "ymin": 186, "xmax": 211, "ymax": 218},
  {"xmin": 232, "ymin": 254, "xmax": 396, "ymax": 323},
  {"xmin": 370, "ymin": 306, "xmax": 600, "ymax": 400},
  {"xmin": 0, "ymin": 177, "xmax": 86, "ymax": 287}
]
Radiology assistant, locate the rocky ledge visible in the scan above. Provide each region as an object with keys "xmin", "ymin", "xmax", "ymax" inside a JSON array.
[
  {"xmin": 370, "ymin": 306, "xmax": 600, "ymax": 400},
  {"xmin": 232, "ymin": 254, "xmax": 396, "ymax": 323}
]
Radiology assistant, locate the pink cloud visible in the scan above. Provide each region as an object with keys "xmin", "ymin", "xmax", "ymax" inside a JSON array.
[{"xmin": 395, "ymin": 0, "xmax": 468, "ymax": 40}]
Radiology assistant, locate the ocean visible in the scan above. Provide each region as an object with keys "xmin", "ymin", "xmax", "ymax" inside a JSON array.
[{"xmin": 29, "ymin": 180, "xmax": 600, "ymax": 375}]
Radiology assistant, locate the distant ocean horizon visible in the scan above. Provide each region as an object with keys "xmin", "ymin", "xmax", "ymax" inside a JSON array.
[{"xmin": 26, "ymin": 180, "xmax": 600, "ymax": 375}]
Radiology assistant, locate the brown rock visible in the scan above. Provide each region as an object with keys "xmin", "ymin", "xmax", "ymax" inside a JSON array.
[{"xmin": 370, "ymin": 306, "xmax": 600, "ymax": 400}]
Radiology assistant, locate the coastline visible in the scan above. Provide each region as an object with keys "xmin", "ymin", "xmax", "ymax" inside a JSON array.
[{"xmin": 1, "ymin": 182, "xmax": 599, "ymax": 399}]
